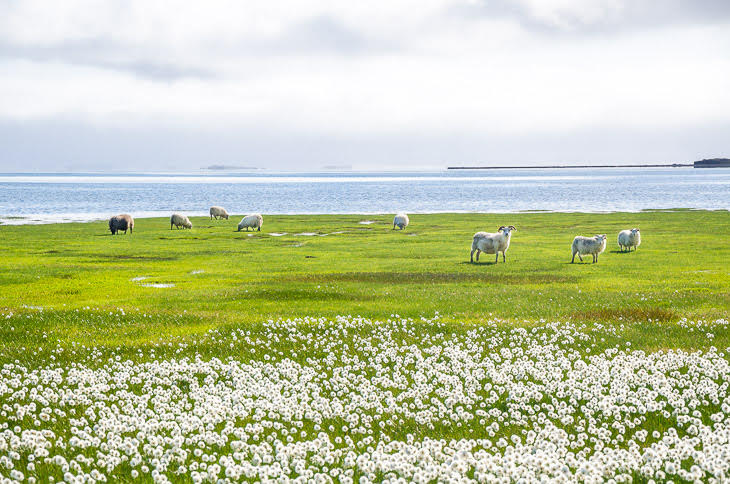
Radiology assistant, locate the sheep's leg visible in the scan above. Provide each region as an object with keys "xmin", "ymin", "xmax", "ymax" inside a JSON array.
[
  {"xmin": 476, "ymin": 249, "xmax": 481, "ymax": 262},
  {"xmin": 502, "ymin": 251, "xmax": 506, "ymax": 262},
  {"xmin": 257, "ymin": 227, "xmax": 261, "ymax": 232},
  {"xmin": 470, "ymin": 249, "xmax": 475, "ymax": 263},
  {"xmin": 578, "ymin": 253, "xmax": 583, "ymax": 262}
]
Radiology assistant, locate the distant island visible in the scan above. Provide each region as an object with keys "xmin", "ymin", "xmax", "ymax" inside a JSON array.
[
  {"xmin": 448, "ymin": 163, "xmax": 692, "ymax": 170},
  {"xmin": 694, "ymin": 158, "xmax": 730, "ymax": 168},
  {"xmin": 321, "ymin": 164, "xmax": 352, "ymax": 171},
  {"xmin": 204, "ymin": 165, "xmax": 262, "ymax": 170}
]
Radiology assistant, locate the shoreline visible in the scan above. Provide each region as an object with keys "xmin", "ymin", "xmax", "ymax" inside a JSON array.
[{"xmin": 1, "ymin": 208, "xmax": 726, "ymax": 226}]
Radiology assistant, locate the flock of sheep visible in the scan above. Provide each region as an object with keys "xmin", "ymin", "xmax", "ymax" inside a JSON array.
[{"xmin": 108, "ymin": 209, "xmax": 641, "ymax": 264}]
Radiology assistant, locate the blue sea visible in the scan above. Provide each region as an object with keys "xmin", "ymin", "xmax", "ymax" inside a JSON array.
[{"xmin": 1, "ymin": 167, "xmax": 728, "ymax": 224}]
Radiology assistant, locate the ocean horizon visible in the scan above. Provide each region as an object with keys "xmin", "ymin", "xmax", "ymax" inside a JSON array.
[{"xmin": 2, "ymin": 167, "xmax": 729, "ymax": 225}]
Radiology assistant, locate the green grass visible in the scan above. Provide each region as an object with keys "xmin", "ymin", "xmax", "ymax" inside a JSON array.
[
  {"xmin": 1, "ymin": 211, "xmax": 729, "ymax": 482},
  {"xmin": 0, "ymin": 210, "xmax": 728, "ymax": 359}
]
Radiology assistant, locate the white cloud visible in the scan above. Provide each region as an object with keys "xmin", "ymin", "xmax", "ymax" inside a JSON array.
[{"xmin": 0, "ymin": 0, "xmax": 728, "ymax": 169}]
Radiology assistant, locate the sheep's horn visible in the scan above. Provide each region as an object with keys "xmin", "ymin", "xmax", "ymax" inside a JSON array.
[
  {"xmin": 509, "ymin": 225, "xmax": 516, "ymax": 230},
  {"xmin": 498, "ymin": 226, "xmax": 506, "ymax": 231}
]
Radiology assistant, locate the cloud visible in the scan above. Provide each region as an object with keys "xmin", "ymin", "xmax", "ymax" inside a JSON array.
[
  {"xmin": 0, "ymin": 0, "xmax": 728, "ymax": 170},
  {"xmin": 458, "ymin": 0, "xmax": 730, "ymax": 34}
]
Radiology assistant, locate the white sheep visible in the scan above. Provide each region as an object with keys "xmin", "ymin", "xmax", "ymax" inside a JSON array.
[
  {"xmin": 238, "ymin": 214, "xmax": 263, "ymax": 232},
  {"xmin": 393, "ymin": 213, "xmax": 409, "ymax": 230},
  {"xmin": 170, "ymin": 213, "xmax": 193, "ymax": 230},
  {"xmin": 618, "ymin": 228, "xmax": 641, "ymax": 252},
  {"xmin": 470, "ymin": 225, "xmax": 516, "ymax": 263},
  {"xmin": 209, "ymin": 206, "xmax": 229, "ymax": 220},
  {"xmin": 571, "ymin": 234, "xmax": 607, "ymax": 263}
]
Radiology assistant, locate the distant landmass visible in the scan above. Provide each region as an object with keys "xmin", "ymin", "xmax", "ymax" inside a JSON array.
[
  {"xmin": 204, "ymin": 165, "xmax": 262, "ymax": 170},
  {"xmin": 448, "ymin": 163, "xmax": 692, "ymax": 170},
  {"xmin": 694, "ymin": 158, "xmax": 730, "ymax": 168},
  {"xmin": 321, "ymin": 164, "xmax": 352, "ymax": 171}
]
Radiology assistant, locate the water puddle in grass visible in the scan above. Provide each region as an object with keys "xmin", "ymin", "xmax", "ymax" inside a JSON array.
[
  {"xmin": 130, "ymin": 276, "xmax": 149, "ymax": 281},
  {"xmin": 359, "ymin": 220, "xmax": 376, "ymax": 225},
  {"xmin": 190, "ymin": 270, "xmax": 204, "ymax": 274},
  {"xmin": 295, "ymin": 232, "xmax": 320, "ymax": 236},
  {"xmin": 140, "ymin": 283, "xmax": 175, "ymax": 288},
  {"xmin": 269, "ymin": 233, "xmax": 288, "ymax": 237}
]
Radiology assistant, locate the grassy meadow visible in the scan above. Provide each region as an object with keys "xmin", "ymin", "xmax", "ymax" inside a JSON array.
[
  {"xmin": 1, "ymin": 210, "xmax": 728, "ymax": 358},
  {"xmin": 1, "ymin": 211, "xmax": 729, "ymax": 482}
]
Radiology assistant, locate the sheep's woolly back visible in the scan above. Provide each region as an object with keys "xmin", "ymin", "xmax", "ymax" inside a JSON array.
[
  {"xmin": 572, "ymin": 235, "xmax": 607, "ymax": 255},
  {"xmin": 209, "ymin": 206, "xmax": 229, "ymax": 218},
  {"xmin": 471, "ymin": 230, "xmax": 512, "ymax": 252},
  {"xmin": 170, "ymin": 213, "xmax": 192, "ymax": 229},
  {"xmin": 109, "ymin": 214, "xmax": 134, "ymax": 234},
  {"xmin": 238, "ymin": 214, "xmax": 264, "ymax": 231},
  {"xmin": 618, "ymin": 229, "xmax": 641, "ymax": 247},
  {"xmin": 393, "ymin": 213, "xmax": 409, "ymax": 228}
]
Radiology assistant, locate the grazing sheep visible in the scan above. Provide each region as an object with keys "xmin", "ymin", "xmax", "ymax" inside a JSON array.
[
  {"xmin": 571, "ymin": 234, "xmax": 607, "ymax": 263},
  {"xmin": 238, "ymin": 214, "xmax": 263, "ymax": 232},
  {"xmin": 108, "ymin": 214, "xmax": 134, "ymax": 235},
  {"xmin": 470, "ymin": 226, "xmax": 516, "ymax": 263},
  {"xmin": 393, "ymin": 213, "xmax": 409, "ymax": 230},
  {"xmin": 209, "ymin": 206, "xmax": 229, "ymax": 220},
  {"xmin": 170, "ymin": 213, "xmax": 193, "ymax": 230},
  {"xmin": 618, "ymin": 228, "xmax": 641, "ymax": 252}
]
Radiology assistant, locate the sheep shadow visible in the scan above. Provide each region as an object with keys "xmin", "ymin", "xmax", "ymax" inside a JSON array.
[
  {"xmin": 463, "ymin": 261, "xmax": 499, "ymax": 266},
  {"xmin": 610, "ymin": 249, "xmax": 633, "ymax": 254}
]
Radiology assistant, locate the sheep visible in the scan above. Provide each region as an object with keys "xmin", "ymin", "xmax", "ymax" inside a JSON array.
[
  {"xmin": 170, "ymin": 213, "xmax": 193, "ymax": 230},
  {"xmin": 470, "ymin": 226, "xmax": 516, "ymax": 263},
  {"xmin": 393, "ymin": 213, "xmax": 409, "ymax": 230},
  {"xmin": 571, "ymin": 234, "xmax": 607, "ymax": 263},
  {"xmin": 238, "ymin": 214, "xmax": 263, "ymax": 232},
  {"xmin": 209, "ymin": 206, "xmax": 229, "ymax": 220},
  {"xmin": 618, "ymin": 228, "xmax": 641, "ymax": 252},
  {"xmin": 108, "ymin": 214, "xmax": 134, "ymax": 235}
]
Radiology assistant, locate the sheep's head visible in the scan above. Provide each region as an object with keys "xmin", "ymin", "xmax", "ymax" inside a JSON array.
[
  {"xmin": 185, "ymin": 221, "xmax": 193, "ymax": 229},
  {"xmin": 596, "ymin": 234, "xmax": 607, "ymax": 241},
  {"xmin": 631, "ymin": 228, "xmax": 640, "ymax": 235},
  {"xmin": 498, "ymin": 225, "xmax": 516, "ymax": 236}
]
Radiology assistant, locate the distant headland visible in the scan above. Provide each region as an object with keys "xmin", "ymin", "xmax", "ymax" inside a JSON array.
[
  {"xmin": 448, "ymin": 159, "xmax": 730, "ymax": 170},
  {"xmin": 204, "ymin": 165, "xmax": 262, "ymax": 170},
  {"xmin": 693, "ymin": 158, "xmax": 730, "ymax": 168}
]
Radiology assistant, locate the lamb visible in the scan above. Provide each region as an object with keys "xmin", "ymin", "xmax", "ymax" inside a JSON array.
[
  {"xmin": 209, "ymin": 206, "xmax": 229, "ymax": 220},
  {"xmin": 170, "ymin": 213, "xmax": 193, "ymax": 230},
  {"xmin": 618, "ymin": 228, "xmax": 641, "ymax": 252},
  {"xmin": 108, "ymin": 214, "xmax": 134, "ymax": 235},
  {"xmin": 571, "ymin": 234, "xmax": 607, "ymax": 263},
  {"xmin": 470, "ymin": 226, "xmax": 516, "ymax": 263},
  {"xmin": 393, "ymin": 213, "xmax": 409, "ymax": 230},
  {"xmin": 238, "ymin": 214, "xmax": 263, "ymax": 232}
]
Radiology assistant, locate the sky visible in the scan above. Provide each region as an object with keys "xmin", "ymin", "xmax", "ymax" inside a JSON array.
[{"xmin": 1, "ymin": 0, "xmax": 729, "ymax": 172}]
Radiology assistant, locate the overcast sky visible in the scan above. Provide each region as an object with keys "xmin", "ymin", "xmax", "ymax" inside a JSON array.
[{"xmin": 1, "ymin": 0, "xmax": 729, "ymax": 171}]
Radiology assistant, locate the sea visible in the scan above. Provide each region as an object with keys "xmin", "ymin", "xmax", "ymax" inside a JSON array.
[{"xmin": 1, "ymin": 167, "xmax": 728, "ymax": 225}]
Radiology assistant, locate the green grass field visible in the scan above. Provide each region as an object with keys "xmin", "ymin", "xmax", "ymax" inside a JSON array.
[
  {"xmin": 1, "ymin": 211, "xmax": 729, "ymax": 482},
  {"xmin": 1, "ymin": 210, "xmax": 728, "ymax": 358}
]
